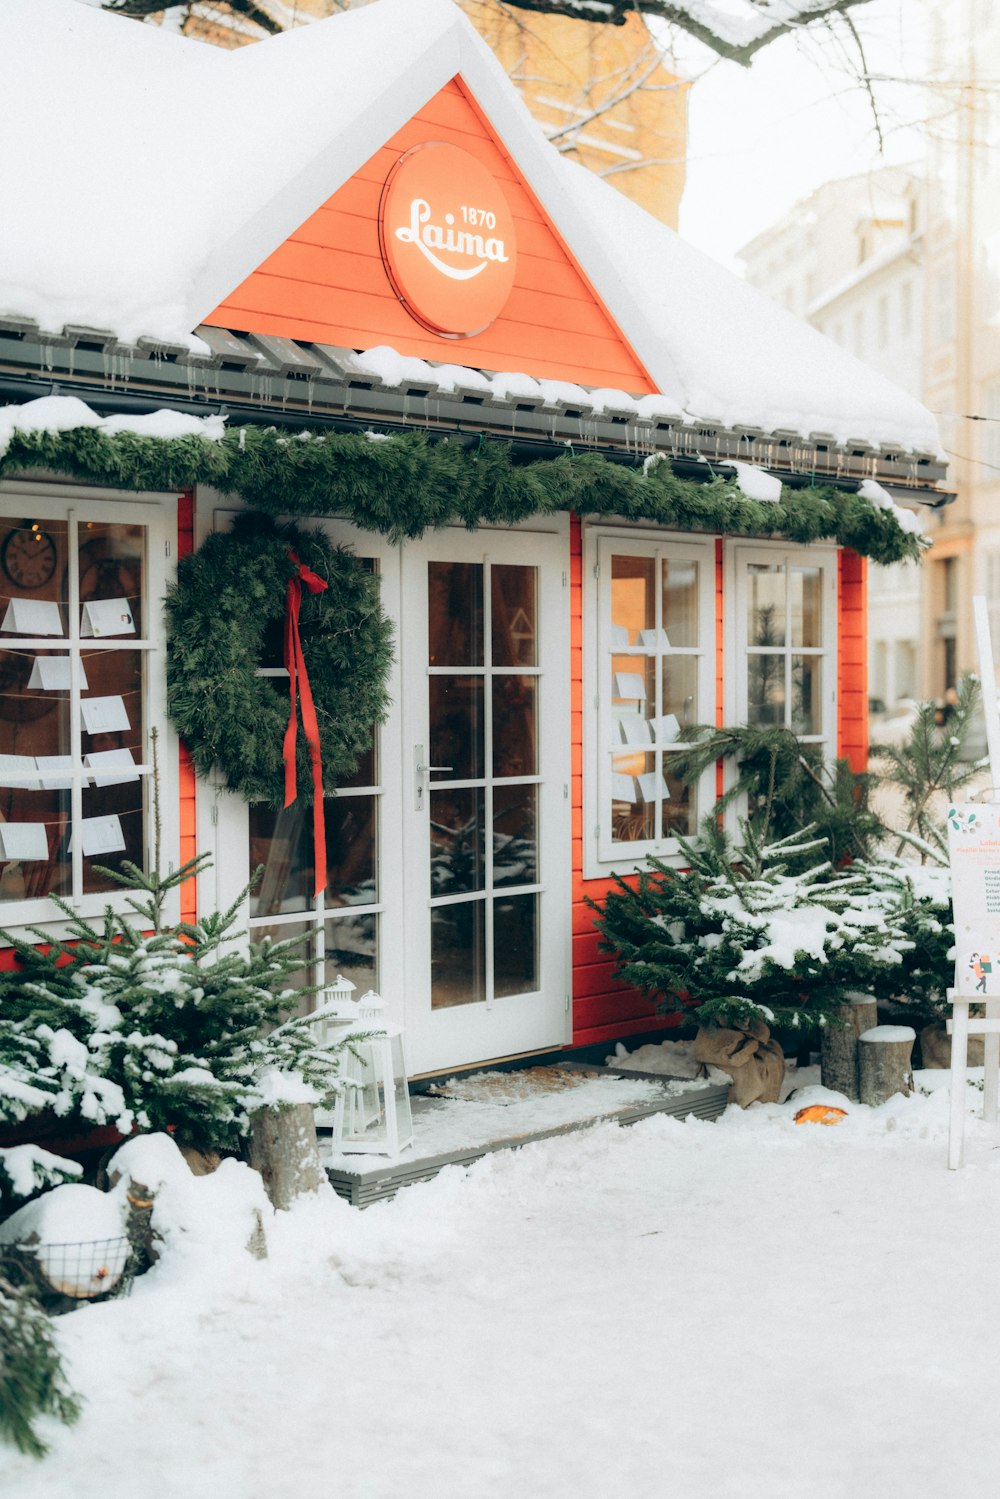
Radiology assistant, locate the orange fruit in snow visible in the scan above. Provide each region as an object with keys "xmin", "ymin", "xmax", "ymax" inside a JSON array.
[{"xmin": 794, "ymin": 1104, "xmax": 848, "ymax": 1125}]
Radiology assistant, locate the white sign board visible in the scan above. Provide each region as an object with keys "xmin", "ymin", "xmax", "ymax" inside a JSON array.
[
  {"xmin": 947, "ymin": 804, "xmax": 1000, "ymax": 995},
  {"xmin": 27, "ymin": 656, "xmax": 88, "ymax": 691},
  {"xmin": 1, "ymin": 599, "xmax": 63, "ymax": 636},
  {"xmin": 80, "ymin": 696, "xmax": 130, "ymax": 734},
  {"xmin": 80, "ymin": 598, "xmax": 135, "ymax": 637}
]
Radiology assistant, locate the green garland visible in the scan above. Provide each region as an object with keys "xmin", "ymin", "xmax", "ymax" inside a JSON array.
[
  {"xmin": 0, "ymin": 419, "xmax": 926, "ymax": 565},
  {"xmin": 165, "ymin": 513, "xmax": 394, "ymax": 806}
]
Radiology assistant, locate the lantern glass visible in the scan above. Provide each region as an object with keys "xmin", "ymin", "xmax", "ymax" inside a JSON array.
[{"xmin": 335, "ymin": 1019, "xmax": 413, "ymax": 1156}]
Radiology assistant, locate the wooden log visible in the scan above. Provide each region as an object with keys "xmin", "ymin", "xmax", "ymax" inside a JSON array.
[
  {"xmin": 820, "ymin": 995, "xmax": 878, "ymax": 1101},
  {"xmin": 247, "ymin": 1103, "xmax": 326, "ymax": 1211},
  {"xmin": 858, "ymin": 1025, "xmax": 915, "ymax": 1106}
]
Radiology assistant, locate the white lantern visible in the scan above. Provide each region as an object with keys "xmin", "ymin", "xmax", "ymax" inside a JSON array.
[
  {"xmin": 310, "ymin": 974, "xmax": 358, "ymax": 1130},
  {"xmin": 333, "ymin": 991, "xmax": 414, "ymax": 1156}
]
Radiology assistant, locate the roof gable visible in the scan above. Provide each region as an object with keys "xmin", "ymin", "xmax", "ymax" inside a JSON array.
[{"xmin": 205, "ymin": 76, "xmax": 653, "ymax": 391}]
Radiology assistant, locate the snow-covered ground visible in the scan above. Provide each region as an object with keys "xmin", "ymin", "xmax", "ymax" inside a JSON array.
[{"xmin": 4, "ymin": 1073, "xmax": 1000, "ymax": 1499}]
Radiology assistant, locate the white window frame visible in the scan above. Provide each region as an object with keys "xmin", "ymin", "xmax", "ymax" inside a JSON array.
[
  {"xmin": 202, "ymin": 503, "xmax": 405, "ymax": 1024},
  {"xmin": 583, "ymin": 524, "xmax": 717, "ymax": 880},
  {"xmin": 726, "ymin": 540, "xmax": 838, "ymax": 765},
  {"xmin": 0, "ymin": 480, "xmax": 178, "ymax": 940}
]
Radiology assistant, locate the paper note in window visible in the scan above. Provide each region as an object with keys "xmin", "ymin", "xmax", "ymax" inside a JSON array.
[
  {"xmin": 0, "ymin": 822, "xmax": 49, "ymax": 861},
  {"xmin": 652, "ymin": 714, "xmax": 681, "ymax": 743},
  {"xmin": 1, "ymin": 599, "xmax": 63, "ymax": 636},
  {"xmin": 72, "ymin": 815, "xmax": 126, "ymax": 856},
  {"xmin": 0, "ymin": 754, "xmax": 39, "ymax": 789},
  {"xmin": 609, "ymin": 624, "xmax": 630, "ymax": 650},
  {"xmin": 618, "ymin": 717, "xmax": 652, "ymax": 746},
  {"xmin": 80, "ymin": 696, "xmax": 130, "ymax": 734},
  {"xmin": 613, "ymin": 672, "xmax": 646, "ymax": 702},
  {"xmin": 612, "ymin": 772, "xmax": 637, "ymax": 803},
  {"xmin": 80, "ymin": 598, "xmax": 135, "ymax": 638},
  {"xmin": 638, "ymin": 629, "xmax": 671, "ymax": 649},
  {"xmin": 85, "ymin": 748, "xmax": 139, "ymax": 787},
  {"xmin": 27, "ymin": 656, "xmax": 88, "ymax": 692},
  {"xmin": 36, "ymin": 755, "xmax": 74, "ymax": 790},
  {"xmin": 637, "ymin": 772, "xmax": 670, "ymax": 804}
]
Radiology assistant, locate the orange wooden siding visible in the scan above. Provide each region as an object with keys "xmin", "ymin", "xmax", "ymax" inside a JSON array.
[
  {"xmin": 206, "ymin": 78, "xmax": 655, "ymax": 393},
  {"xmin": 837, "ymin": 549, "xmax": 868, "ymax": 771}
]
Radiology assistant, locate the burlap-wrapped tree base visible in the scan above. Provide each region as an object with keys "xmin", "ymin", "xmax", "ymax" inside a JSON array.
[
  {"xmin": 920, "ymin": 1020, "xmax": 986, "ymax": 1069},
  {"xmin": 693, "ymin": 1019, "xmax": 785, "ymax": 1107}
]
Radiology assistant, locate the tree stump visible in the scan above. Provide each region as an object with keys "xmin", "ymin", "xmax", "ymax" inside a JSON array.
[
  {"xmin": 820, "ymin": 995, "xmax": 878, "ymax": 1100},
  {"xmin": 858, "ymin": 1025, "xmax": 915, "ymax": 1106},
  {"xmin": 247, "ymin": 1104, "xmax": 327, "ymax": 1211}
]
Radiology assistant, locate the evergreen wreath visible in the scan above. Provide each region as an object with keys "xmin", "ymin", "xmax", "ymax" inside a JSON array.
[{"xmin": 165, "ymin": 512, "xmax": 393, "ymax": 805}]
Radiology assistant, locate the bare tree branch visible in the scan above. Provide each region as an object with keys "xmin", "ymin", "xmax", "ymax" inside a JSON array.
[{"xmin": 103, "ymin": 1, "xmax": 880, "ymax": 63}]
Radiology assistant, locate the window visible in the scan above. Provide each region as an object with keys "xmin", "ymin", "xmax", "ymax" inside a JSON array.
[
  {"xmin": 0, "ymin": 488, "xmax": 174, "ymax": 928},
  {"xmin": 730, "ymin": 545, "xmax": 837, "ymax": 757},
  {"xmin": 588, "ymin": 531, "xmax": 715, "ymax": 871}
]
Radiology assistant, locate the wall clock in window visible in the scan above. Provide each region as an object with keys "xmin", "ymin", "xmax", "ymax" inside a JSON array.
[{"xmin": 2, "ymin": 525, "xmax": 58, "ymax": 590}]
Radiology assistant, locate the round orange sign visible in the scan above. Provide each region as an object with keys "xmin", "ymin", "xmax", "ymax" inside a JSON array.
[{"xmin": 378, "ymin": 142, "xmax": 518, "ymax": 339}]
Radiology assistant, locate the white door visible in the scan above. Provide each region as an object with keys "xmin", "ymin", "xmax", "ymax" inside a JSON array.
[{"xmin": 401, "ymin": 525, "xmax": 571, "ymax": 1076}]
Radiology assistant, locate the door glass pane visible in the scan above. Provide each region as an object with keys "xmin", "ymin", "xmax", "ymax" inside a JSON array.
[
  {"xmin": 611, "ymin": 750, "xmax": 655, "ymax": 842},
  {"xmin": 662, "ymin": 558, "xmax": 699, "ymax": 647},
  {"xmin": 748, "ymin": 655, "xmax": 786, "ymax": 727},
  {"xmin": 431, "ymin": 899, "xmax": 485, "ymax": 1009},
  {"xmin": 791, "ymin": 567, "xmax": 822, "ymax": 647},
  {"xmin": 429, "ymin": 675, "xmax": 483, "ymax": 780},
  {"xmin": 339, "ymin": 727, "xmax": 376, "ymax": 790},
  {"xmin": 611, "ymin": 554, "xmax": 654, "ymax": 644},
  {"xmin": 494, "ymin": 894, "xmax": 538, "ymax": 998},
  {"xmin": 78, "ymin": 522, "xmax": 145, "ymax": 638},
  {"xmin": 792, "ymin": 656, "xmax": 821, "ymax": 735},
  {"xmin": 492, "ymin": 566, "xmax": 536, "ymax": 667},
  {"xmin": 248, "ymin": 802, "xmax": 311, "ymax": 917},
  {"xmin": 325, "ymin": 913, "xmax": 377, "ymax": 997},
  {"xmin": 253, "ymin": 921, "xmax": 314, "ymax": 1015},
  {"xmin": 661, "ymin": 762, "xmax": 694, "ymax": 839},
  {"xmin": 428, "ymin": 562, "xmax": 483, "ymax": 667},
  {"xmin": 492, "ymin": 675, "xmax": 537, "ymax": 777},
  {"xmin": 493, "ymin": 783, "xmax": 537, "ymax": 887},
  {"xmin": 747, "ymin": 563, "xmax": 786, "ymax": 647},
  {"xmin": 430, "ymin": 788, "xmax": 485, "ymax": 896},
  {"xmin": 661, "ymin": 655, "xmax": 699, "ymax": 733},
  {"xmin": 325, "ymin": 796, "xmax": 376, "ymax": 908},
  {"xmin": 0, "ymin": 518, "xmax": 68, "ymax": 630}
]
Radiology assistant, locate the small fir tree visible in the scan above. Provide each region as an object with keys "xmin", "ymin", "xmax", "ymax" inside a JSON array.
[{"xmin": 0, "ymin": 1276, "xmax": 80, "ymax": 1458}]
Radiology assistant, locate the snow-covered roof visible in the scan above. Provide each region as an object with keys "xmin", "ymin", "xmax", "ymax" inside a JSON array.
[{"xmin": 0, "ymin": 0, "xmax": 942, "ymax": 461}]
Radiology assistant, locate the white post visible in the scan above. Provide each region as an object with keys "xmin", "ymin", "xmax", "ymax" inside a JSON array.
[
  {"xmin": 948, "ymin": 990, "xmax": 970, "ymax": 1170},
  {"xmin": 973, "ymin": 596, "xmax": 1000, "ymax": 789}
]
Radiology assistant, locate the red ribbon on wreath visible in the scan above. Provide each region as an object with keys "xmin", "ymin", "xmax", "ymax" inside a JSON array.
[{"xmin": 283, "ymin": 552, "xmax": 328, "ymax": 897}]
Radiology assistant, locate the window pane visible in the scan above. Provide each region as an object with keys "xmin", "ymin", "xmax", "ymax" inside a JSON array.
[
  {"xmin": 492, "ymin": 565, "xmax": 536, "ymax": 666},
  {"xmin": 494, "ymin": 893, "xmax": 538, "ymax": 998},
  {"xmin": 492, "ymin": 675, "xmax": 536, "ymax": 777},
  {"xmin": 792, "ymin": 656, "xmax": 821, "ymax": 735},
  {"xmin": 747, "ymin": 563, "xmax": 786, "ymax": 647},
  {"xmin": 80, "ymin": 648, "xmax": 146, "ymax": 894},
  {"xmin": 611, "ymin": 554, "xmax": 654, "ymax": 645},
  {"xmin": 748, "ymin": 655, "xmax": 786, "ymax": 727},
  {"xmin": 0, "ymin": 735, "xmax": 69, "ymax": 901},
  {"xmin": 325, "ymin": 913, "xmax": 377, "ymax": 998},
  {"xmin": 612, "ymin": 653, "xmax": 654, "ymax": 727},
  {"xmin": 430, "ymin": 788, "xmax": 485, "ymax": 896},
  {"xmin": 0, "ymin": 518, "xmax": 68, "ymax": 631},
  {"xmin": 78, "ymin": 522, "xmax": 145, "ymax": 639},
  {"xmin": 428, "ymin": 562, "xmax": 483, "ymax": 667},
  {"xmin": 611, "ymin": 750, "xmax": 655, "ymax": 842},
  {"xmin": 493, "ymin": 783, "xmax": 537, "ymax": 887},
  {"xmin": 429, "ymin": 675, "xmax": 483, "ymax": 780},
  {"xmin": 661, "ymin": 761, "xmax": 694, "ymax": 839},
  {"xmin": 662, "ymin": 558, "xmax": 699, "ymax": 647},
  {"xmin": 325, "ymin": 795, "xmax": 376, "ymax": 908},
  {"xmin": 791, "ymin": 567, "xmax": 822, "ymax": 647},
  {"xmin": 431, "ymin": 899, "xmax": 485, "ymax": 1009},
  {"xmin": 661, "ymin": 655, "xmax": 699, "ymax": 733}
]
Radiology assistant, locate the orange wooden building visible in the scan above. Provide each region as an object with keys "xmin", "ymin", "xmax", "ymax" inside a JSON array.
[{"xmin": 0, "ymin": 0, "xmax": 947, "ymax": 1079}]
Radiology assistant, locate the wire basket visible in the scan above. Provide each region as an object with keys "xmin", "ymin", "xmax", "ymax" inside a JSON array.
[{"xmin": 0, "ymin": 1236, "xmax": 136, "ymax": 1314}]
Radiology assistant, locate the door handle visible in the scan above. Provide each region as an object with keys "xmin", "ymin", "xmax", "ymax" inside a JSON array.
[{"xmin": 414, "ymin": 745, "xmax": 453, "ymax": 811}]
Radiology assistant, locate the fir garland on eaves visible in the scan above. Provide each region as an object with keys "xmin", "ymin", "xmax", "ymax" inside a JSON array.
[{"xmin": 0, "ymin": 420, "xmax": 925, "ymax": 565}]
